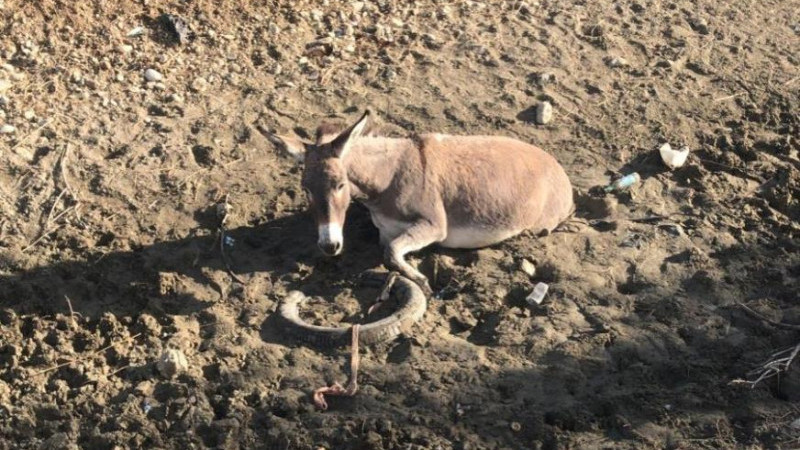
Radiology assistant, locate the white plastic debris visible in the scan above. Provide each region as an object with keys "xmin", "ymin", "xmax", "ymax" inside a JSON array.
[
  {"xmin": 526, "ymin": 282, "xmax": 549, "ymax": 305},
  {"xmin": 535, "ymin": 101, "xmax": 553, "ymax": 124},
  {"xmin": 659, "ymin": 143, "xmax": 690, "ymax": 169}
]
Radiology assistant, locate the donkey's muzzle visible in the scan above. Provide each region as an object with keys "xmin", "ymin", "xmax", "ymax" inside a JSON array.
[{"xmin": 317, "ymin": 223, "xmax": 344, "ymax": 256}]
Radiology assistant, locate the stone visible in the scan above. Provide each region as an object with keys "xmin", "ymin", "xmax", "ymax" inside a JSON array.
[
  {"xmin": 519, "ymin": 259, "xmax": 536, "ymax": 277},
  {"xmin": 144, "ymin": 68, "xmax": 163, "ymax": 82},
  {"xmin": 190, "ymin": 77, "xmax": 209, "ymax": 92},
  {"xmin": 0, "ymin": 124, "xmax": 15, "ymax": 134},
  {"xmin": 156, "ymin": 348, "xmax": 188, "ymax": 378}
]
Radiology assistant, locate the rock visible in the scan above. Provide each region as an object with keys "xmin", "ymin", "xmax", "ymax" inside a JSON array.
[
  {"xmin": 422, "ymin": 33, "xmax": 441, "ymax": 49},
  {"xmin": 690, "ymin": 17, "xmax": 709, "ymax": 34},
  {"xmin": 70, "ymin": 69, "xmax": 82, "ymax": 83},
  {"xmin": 0, "ymin": 124, "xmax": 15, "ymax": 134},
  {"xmin": 23, "ymin": 110, "xmax": 35, "ymax": 121},
  {"xmin": 535, "ymin": 101, "xmax": 553, "ymax": 124},
  {"xmin": 519, "ymin": 259, "xmax": 536, "ymax": 277},
  {"xmin": 190, "ymin": 77, "xmax": 209, "ymax": 92},
  {"xmin": 0, "ymin": 78, "xmax": 10, "ymax": 93},
  {"xmin": 127, "ymin": 26, "xmax": 144, "ymax": 37},
  {"xmin": 268, "ymin": 22, "xmax": 280, "ymax": 34},
  {"xmin": 144, "ymin": 68, "xmax": 163, "ymax": 82},
  {"xmin": 156, "ymin": 348, "xmax": 188, "ymax": 378},
  {"xmin": 118, "ymin": 44, "xmax": 133, "ymax": 54},
  {"xmin": 352, "ymin": 1, "xmax": 365, "ymax": 13},
  {"xmin": 606, "ymin": 56, "xmax": 629, "ymax": 68}
]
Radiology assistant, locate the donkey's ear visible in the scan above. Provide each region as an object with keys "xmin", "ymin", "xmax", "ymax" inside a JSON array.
[
  {"xmin": 265, "ymin": 132, "xmax": 310, "ymax": 163},
  {"xmin": 331, "ymin": 110, "xmax": 370, "ymax": 159}
]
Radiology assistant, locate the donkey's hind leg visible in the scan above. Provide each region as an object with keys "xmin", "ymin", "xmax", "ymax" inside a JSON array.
[{"xmin": 383, "ymin": 221, "xmax": 445, "ymax": 297}]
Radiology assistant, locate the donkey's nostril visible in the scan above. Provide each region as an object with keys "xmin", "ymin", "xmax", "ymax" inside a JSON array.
[{"xmin": 319, "ymin": 241, "xmax": 342, "ymax": 256}]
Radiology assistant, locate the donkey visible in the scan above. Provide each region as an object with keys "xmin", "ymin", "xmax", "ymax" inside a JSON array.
[{"xmin": 266, "ymin": 110, "xmax": 574, "ymax": 295}]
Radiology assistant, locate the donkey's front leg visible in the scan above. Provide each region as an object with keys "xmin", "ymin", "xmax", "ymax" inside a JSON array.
[{"xmin": 383, "ymin": 221, "xmax": 446, "ymax": 296}]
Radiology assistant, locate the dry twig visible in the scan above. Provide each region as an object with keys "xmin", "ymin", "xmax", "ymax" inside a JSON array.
[
  {"xmin": 732, "ymin": 342, "xmax": 800, "ymax": 388},
  {"xmin": 736, "ymin": 302, "xmax": 800, "ymax": 331}
]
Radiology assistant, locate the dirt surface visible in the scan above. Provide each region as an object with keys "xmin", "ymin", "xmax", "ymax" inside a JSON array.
[{"xmin": 1, "ymin": 0, "xmax": 799, "ymax": 448}]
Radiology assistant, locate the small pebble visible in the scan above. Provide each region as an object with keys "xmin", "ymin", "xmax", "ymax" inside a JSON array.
[
  {"xmin": 0, "ymin": 124, "xmax": 15, "ymax": 134},
  {"xmin": 510, "ymin": 421, "xmax": 522, "ymax": 432},
  {"xmin": 127, "ymin": 26, "xmax": 144, "ymax": 37},
  {"xmin": 0, "ymin": 79, "xmax": 10, "ymax": 93},
  {"xmin": 607, "ymin": 56, "xmax": 628, "ymax": 68},
  {"xmin": 156, "ymin": 349, "xmax": 188, "ymax": 378},
  {"xmin": 519, "ymin": 259, "xmax": 536, "ymax": 277},
  {"xmin": 119, "ymin": 44, "xmax": 133, "ymax": 54},
  {"xmin": 23, "ymin": 110, "xmax": 35, "ymax": 120},
  {"xmin": 144, "ymin": 68, "xmax": 163, "ymax": 82},
  {"xmin": 535, "ymin": 101, "xmax": 553, "ymax": 124},
  {"xmin": 190, "ymin": 77, "xmax": 209, "ymax": 92}
]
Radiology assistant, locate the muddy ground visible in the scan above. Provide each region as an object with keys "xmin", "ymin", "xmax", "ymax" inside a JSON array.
[{"xmin": 1, "ymin": 0, "xmax": 799, "ymax": 449}]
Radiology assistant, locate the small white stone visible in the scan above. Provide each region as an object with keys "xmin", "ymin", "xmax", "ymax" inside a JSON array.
[
  {"xmin": 119, "ymin": 44, "xmax": 133, "ymax": 54},
  {"xmin": 0, "ymin": 124, "xmax": 15, "ymax": 134},
  {"xmin": 23, "ymin": 110, "xmax": 35, "ymax": 120},
  {"xmin": 298, "ymin": 56, "xmax": 309, "ymax": 66},
  {"xmin": 268, "ymin": 22, "xmax": 280, "ymax": 34},
  {"xmin": 535, "ymin": 101, "xmax": 553, "ymax": 124},
  {"xmin": 519, "ymin": 259, "xmax": 536, "ymax": 277},
  {"xmin": 190, "ymin": 77, "xmax": 209, "ymax": 92},
  {"xmin": 127, "ymin": 26, "xmax": 144, "ymax": 37},
  {"xmin": 156, "ymin": 349, "xmax": 188, "ymax": 378},
  {"xmin": 0, "ymin": 79, "xmax": 10, "ymax": 93},
  {"xmin": 607, "ymin": 56, "xmax": 629, "ymax": 68},
  {"xmin": 144, "ymin": 68, "xmax": 163, "ymax": 82}
]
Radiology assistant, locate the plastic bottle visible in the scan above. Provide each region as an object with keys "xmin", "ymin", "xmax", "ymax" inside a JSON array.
[{"xmin": 604, "ymin": 173, "xmax": 641, "ymax": 193}]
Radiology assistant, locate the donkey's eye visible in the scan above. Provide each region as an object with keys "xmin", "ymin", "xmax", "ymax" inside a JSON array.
[{"xmin": 336, "ymin": 182, "xmax": 346, "ymax": 192}]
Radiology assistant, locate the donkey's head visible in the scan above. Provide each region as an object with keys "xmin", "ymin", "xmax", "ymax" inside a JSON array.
[{"xmin": 268, "ymin": 111, "xmax": 371, "ymax": 256}]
